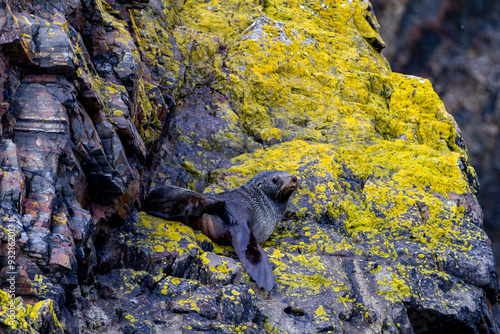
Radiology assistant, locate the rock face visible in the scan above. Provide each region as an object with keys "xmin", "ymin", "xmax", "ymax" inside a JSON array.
[
  {"xmin": 0, "ymin": 0, "xmax": 498, "ymax": 333},
  {"xmin": 370, "ymin": 0, "xmax": 500, "ymax": 274}
]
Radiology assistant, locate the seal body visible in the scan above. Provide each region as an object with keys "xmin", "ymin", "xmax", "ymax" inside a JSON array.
[
  {"xmin": 142, "ymin": 170, "xmax": 298, "ymax": 291},
  {"xmin": 217, "ymin": 170, "xmax": 297, "ymax": 244}
]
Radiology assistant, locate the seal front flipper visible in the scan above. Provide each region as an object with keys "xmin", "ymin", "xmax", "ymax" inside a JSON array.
[
  {"xmin": 217, "ymin": 205, "xmax": 239, "ymax": 226},
  {"xmin": 228, "ymin": 224, "xmax": 274, "ymax": 291}
]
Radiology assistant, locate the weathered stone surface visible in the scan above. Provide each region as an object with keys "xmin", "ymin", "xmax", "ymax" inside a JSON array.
[
  {"xmin": 0, "ymin": 139, "xmax": 24, "ymax": 210},
  {"xmin": 0, "ymin": 2, "xmax": 30, "ymax": 64},
  {"xmin": 0, "ymin": 288, "xmax": 64, "ymax": 333},
  {"xmin": 10, "ymin": 76, "xmax": 72, "ymax": 282},
  {"xmin": 101, "ymin": 81, "xmax": 147, "ymax": 163},
  {"xmin": 371, "ymin": 0, "xmax": 500, "ymax": 277},
  {"xmin": 0, "ymin": 0, "xmax": 499, "ymax": 333},
  {"xmin": 77, "ymin": 213, "xmax": 265, "ymax": 332}
]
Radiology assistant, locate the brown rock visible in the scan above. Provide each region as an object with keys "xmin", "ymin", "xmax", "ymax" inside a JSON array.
[
  {"xmin": 0, "ymin": 2, "xmax": 30, "ymax": 63},
  {"xmin": 0, "ymin": 139, "xmax": 24, "ymax": 209}
]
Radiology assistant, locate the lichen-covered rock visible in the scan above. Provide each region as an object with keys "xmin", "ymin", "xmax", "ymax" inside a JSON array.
[
  {"xmin": 371, "ymin": 0, "xmax": 500, "ymax": 281},
  {"xmin": 0, "ymin": 289, "xmax": 64, "ymax": 334},
  {"xmin": 0, "ymin": 0, "xmax": 499, "ymax": 333}
]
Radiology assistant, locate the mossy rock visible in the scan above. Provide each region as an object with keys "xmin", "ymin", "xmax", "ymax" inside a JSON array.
[
  {"xmin": 144, "ymin": 0, "xmax": 498, "ymax": 332},
  {"xmin": 0, "ymin": 289, "xmax": 64, "ymax": 334}
]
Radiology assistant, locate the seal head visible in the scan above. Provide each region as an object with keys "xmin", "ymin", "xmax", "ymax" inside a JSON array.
[
  {"xmin": 248, "ymin": 170, "xmax": 299, "ymax": 203},
  {"xmin": 234, "ymin": 170, "xmax": 298, "ymax": 244}
]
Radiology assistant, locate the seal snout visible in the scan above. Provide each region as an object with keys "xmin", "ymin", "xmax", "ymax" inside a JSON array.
[{"xmin": 281, "ymin": 174, "xmax": 299, "ymax": 198}]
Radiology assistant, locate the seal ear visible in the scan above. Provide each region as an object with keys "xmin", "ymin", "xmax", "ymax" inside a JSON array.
[{"xmin": 228, "ymin": 224, "xmax": 274, "ymax": 291}]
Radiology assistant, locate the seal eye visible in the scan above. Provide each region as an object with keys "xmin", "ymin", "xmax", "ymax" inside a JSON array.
[{"xmin": 272, "ymin": 177, "xmax": 280, "ymax": 184}]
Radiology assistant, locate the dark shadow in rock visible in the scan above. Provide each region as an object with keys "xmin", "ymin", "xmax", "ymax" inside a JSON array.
[
  {"xmin": 284, "ymin": 306, "xmax": 307, "ymax": 317},
  {"xmin": 406, "ymin": 306, "xmax": 475, "ymax": 334}
]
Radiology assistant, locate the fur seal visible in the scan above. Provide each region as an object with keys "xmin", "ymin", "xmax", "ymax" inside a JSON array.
[{"xmin": 142, "ymin": 170, "xmax": 298, "ymax": 291}]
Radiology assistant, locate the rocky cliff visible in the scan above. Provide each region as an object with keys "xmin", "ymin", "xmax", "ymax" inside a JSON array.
[
  {"xmin": 371, "ymin": 0, "xmax": 500, "ymax": 276},
  {"xmin": 0, "ymin": 0, "xmax": 498, "ymax": 333}
]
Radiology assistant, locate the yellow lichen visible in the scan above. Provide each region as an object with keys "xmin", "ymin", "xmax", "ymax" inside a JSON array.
[
  {"xmin": 134, "ymin": 212, "xmax": 202, "ymax": 257},
  {"xmin": 122, "ymin": 0, "xmax": 484, "ymax": 320}
]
